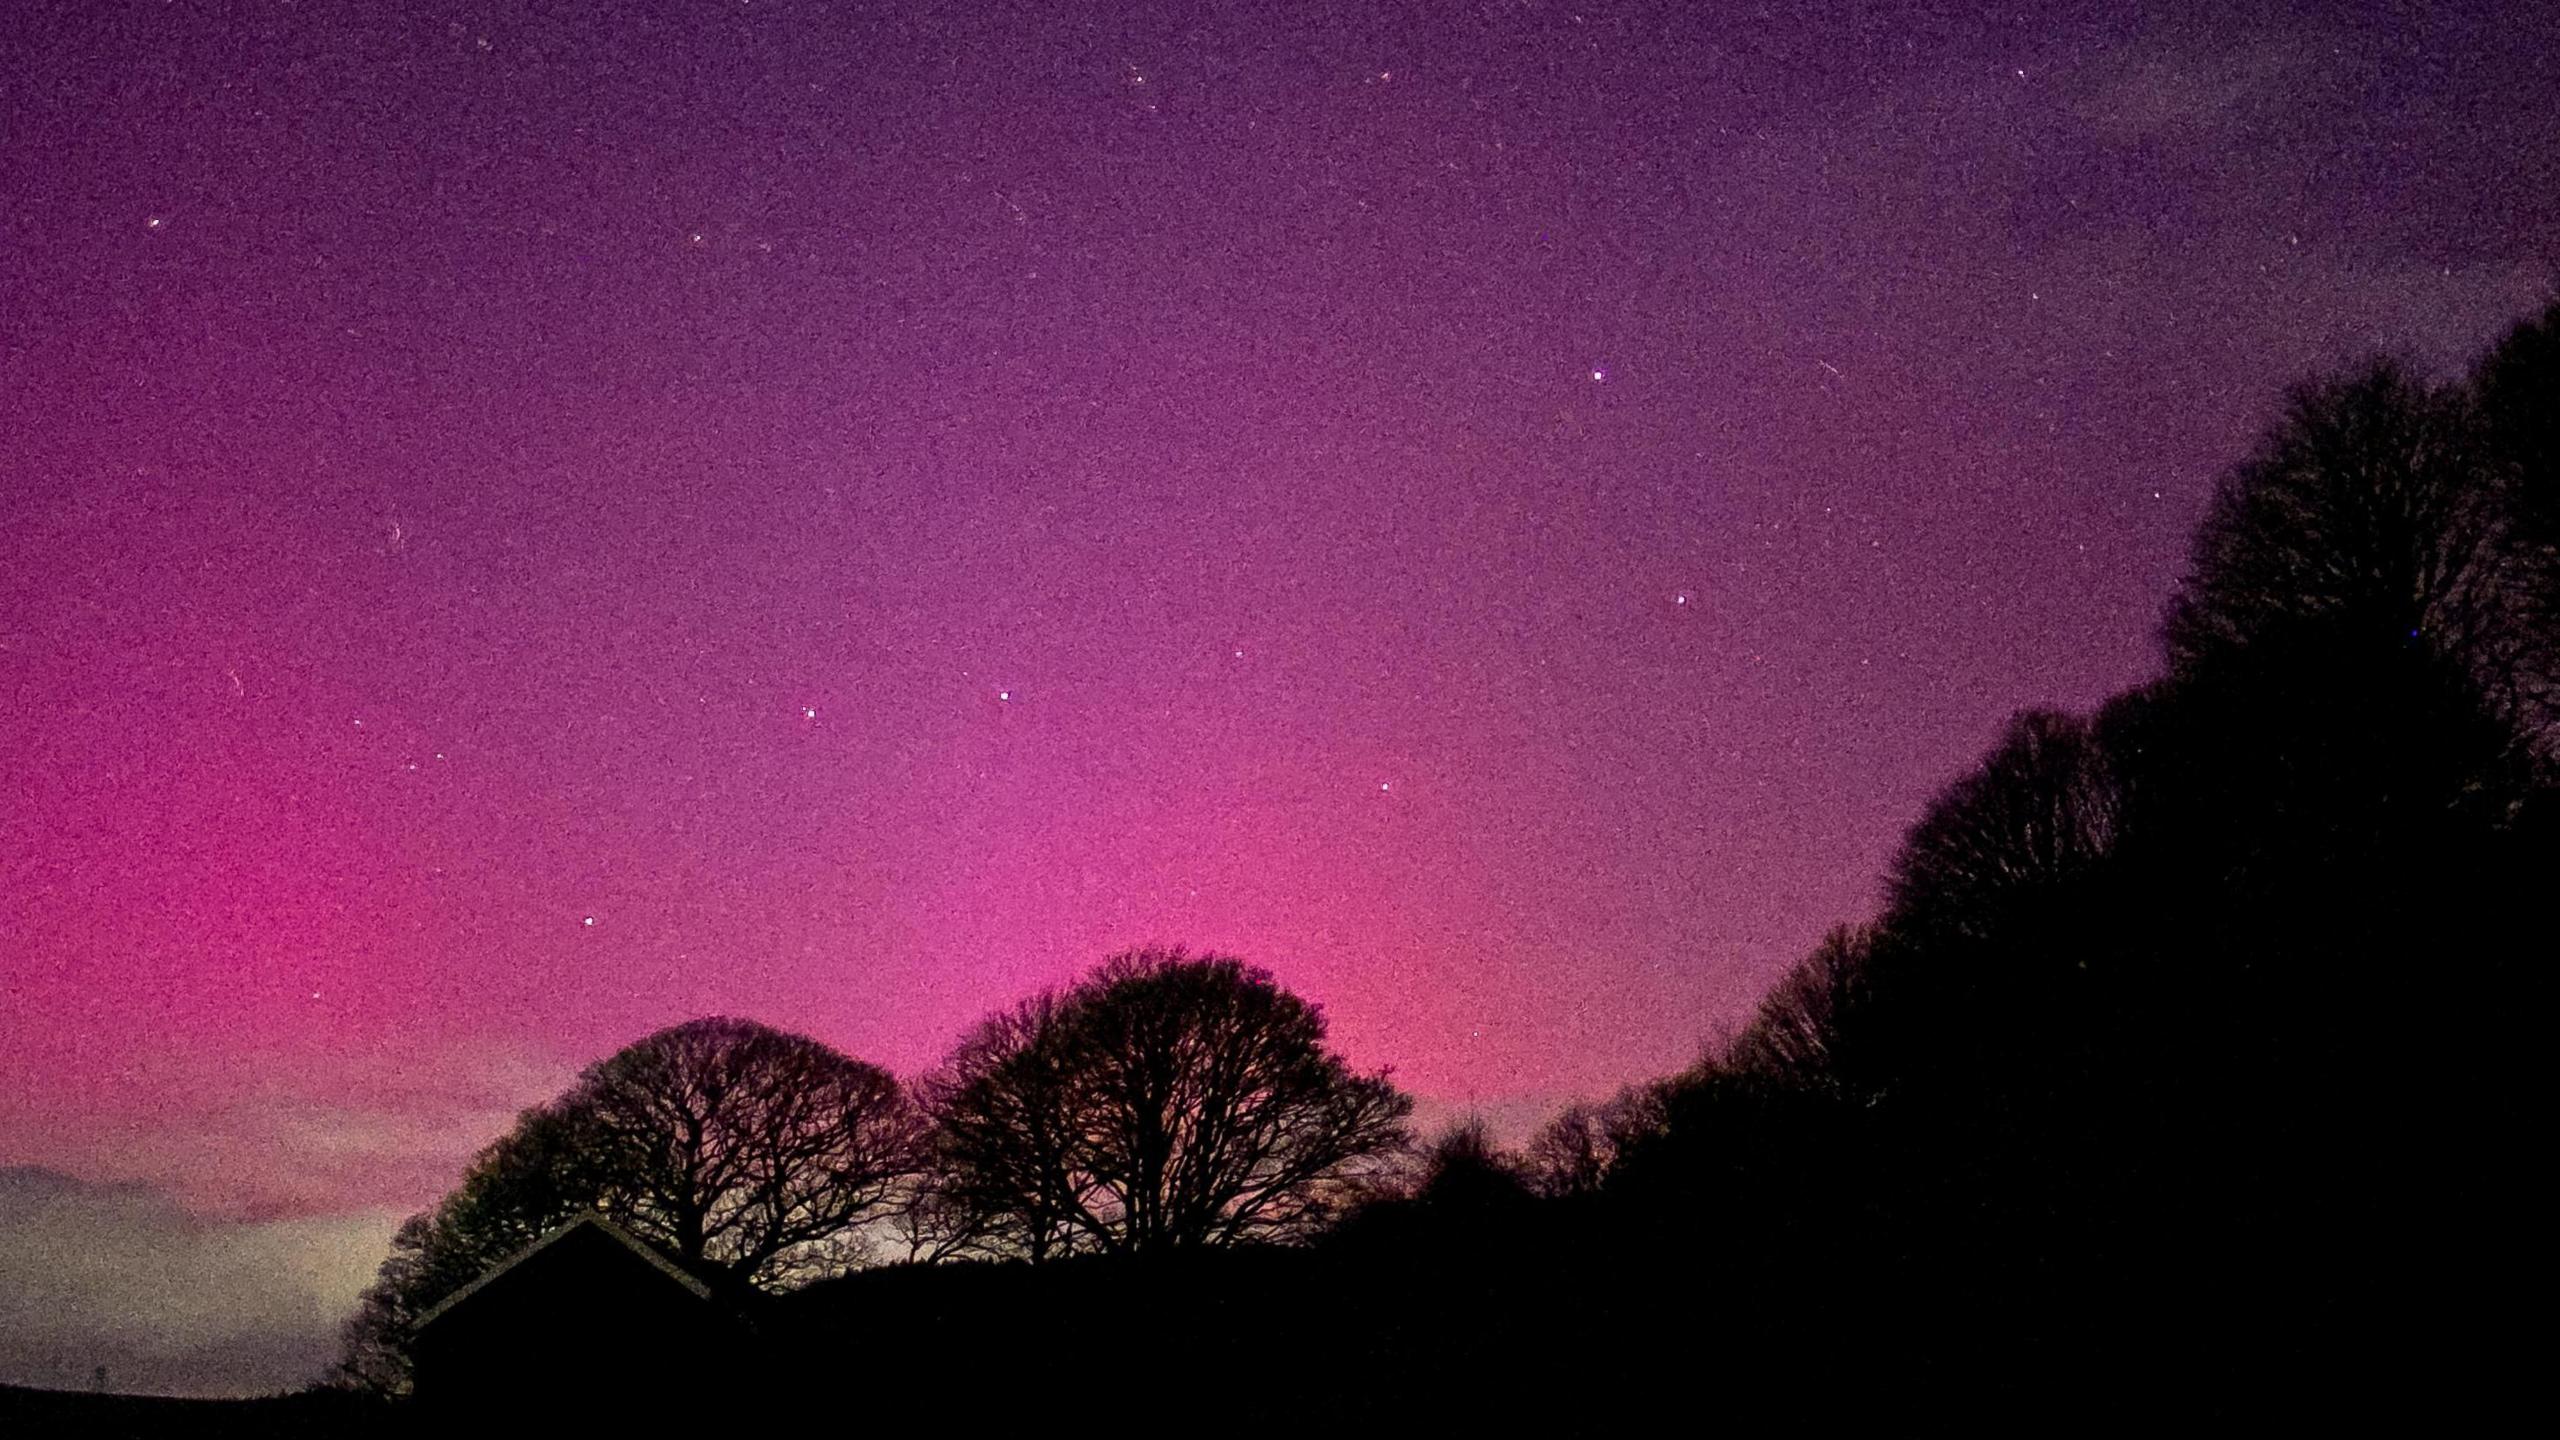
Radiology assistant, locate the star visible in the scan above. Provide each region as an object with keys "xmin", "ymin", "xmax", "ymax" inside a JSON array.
[
  {"xmin": 582, "ymin": 916, "xmax": 597, "ymax": 927},
  {"xmin": 998, "ymin": 689, "xmax": 1012, "ymax": 701},
  {"xmin": 802, "ymin": 706, "xmax": 817, "ymax": 719}
]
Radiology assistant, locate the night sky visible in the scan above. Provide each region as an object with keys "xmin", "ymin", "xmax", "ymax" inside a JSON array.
[{"xmin": 4, "ymin": 0, "xmax": 2555, "ymax": 1395}]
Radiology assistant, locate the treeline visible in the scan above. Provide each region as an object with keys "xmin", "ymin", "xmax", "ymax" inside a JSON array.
[
  {"xmin": 1336, "ymin": 300, "xmax": 2559, "ymax": 1424},
  {"xmin": 338, "ymin": 302, "xmax": 2556, "ymax": 1423},
  {"xmin": 333, "ymin": 950, "xmax": 1415, "ymax": 1393}
]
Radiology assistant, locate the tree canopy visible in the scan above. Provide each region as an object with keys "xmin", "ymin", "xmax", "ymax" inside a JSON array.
[
  {"xmin": 925, "ymin": 948, "xmax": 1413, "ymax": 1258},
  {"xmin": 335, "ymin": 1017, "xmax": 924, "ymax": 1392}
]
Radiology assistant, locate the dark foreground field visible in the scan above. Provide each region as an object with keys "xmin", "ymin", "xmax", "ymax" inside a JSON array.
[{"xmin": 7, "ymin": 1232, "xmax": 2524, "ymax": 1437}]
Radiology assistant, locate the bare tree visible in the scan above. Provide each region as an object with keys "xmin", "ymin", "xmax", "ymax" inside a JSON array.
[
  {"xmin": 926, "ymin": 948, "xmax": 1413, "ymax": 1258},
  {"xmin": 567, "ymin": 1017, "xmax": 928, "ymax": 1288},
  {"xmin": 329, "ymin": 1212, "xmax": 440, "ymax": 1396},
  {"xmin": 333, "ymin": 1016, "xmax": 926, "ymax": 1391},
  {"xmin": 330, "ymin": 1101, "xmax": 618, "ymax": 1395},
  {"xmin": 884, "ymin": 1164, "xmax": 1008, "ymax": 1265},
  {"xmin": 1885, "ymin": 709, "xmax": 2119, "ymax": 944},
  {"xmin": 2165, "ymin": 361, "xmax": 2504, "ymax": 674},
  {"xmin": 2473, "ymin": 299, "xmax": 2560, "ymax": 757},
  {"xmin": 1523, "ymin": 1082, "xmax": 1670, "ymax": 1199},
  {"xmin": 1413, "ymin": 1118, "xmax": 1534, "ymax": 1211},
  {"xmin": 918, "ymin": 992, "xmax": 1091, "ymax": 1262},
  {"xmin": 2477, "ymin": 298, "xmax": 2560, "ymax": 502},
  {"xmin": 1725, "ymin": 925, "xmax": 1875, "ymax": 1085}
]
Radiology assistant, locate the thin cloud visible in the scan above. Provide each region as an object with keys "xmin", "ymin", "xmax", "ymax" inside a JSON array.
[
  {"xmin": 13, "ymin": 1034, "xmax": 576, "ymax": 1221},
  {"xmin": 0, "ymin": 1167, "xmax": 399, "ymax": 1398},
  {"xmin": 2077, "ymin": 38, "xmax": 2315, "ymax": 142}
]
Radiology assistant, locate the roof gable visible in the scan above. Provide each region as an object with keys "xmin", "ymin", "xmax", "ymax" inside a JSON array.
[{"xmin": 412, "ymin": 1213, "xmax": 713, "ymax": 1333}]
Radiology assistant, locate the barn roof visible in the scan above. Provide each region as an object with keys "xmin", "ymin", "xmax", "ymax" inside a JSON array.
[{"xmin": 411, "ymin": 1213, "xmax": 714, "ymax": 1333}]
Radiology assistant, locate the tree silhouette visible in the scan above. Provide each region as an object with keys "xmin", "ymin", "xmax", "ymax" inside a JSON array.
[
  {"xmin": 333, "ymin": 1016, "xmax": 924, "ymax": 1392},
  {"xmin": 1317, "ymin": 313, "xmax": 2560, "ymax": 1427},
  {"xmin": 1521, "ymin": 1081, "xmax": 1669, "ymax": 1199},
  {"xmin": 2164, "ymin": 361, "xmax": 2501, "ymax": 671},
  {"xmin": 2474, "ymin": 298, "xmax": 2560, "ymax": 743},
  {"xmin": 1884, "ymin": 710, "xmax": 2118, "ymax": 940},
  {"xmin": 330, "ymin": 1102, "xmax": 618, "ymax": 1394},
  {"xmin": 1723, "ymin": 925, "xmax": 1874, "ymax": 1087},
  {"xmin": 1411, "ymin": 1118, "xmax": 1535, "ymax": 1214},
  {"xmin": 329, "ymin": 1213, "xmax": 443, "ymax": 1395},
  {"xmin": 1792, "ymin": 708, "xmax": 2128, "ymax": 1117},
  {"xmin": 572, "ymin": 1016, "xmax": 928, "ymax": 1288},
  {"xmin": 1561, "ymin": 334, "xmax": 2555, "ymax": 1334},
  {"xmin": 926, "ymin": 948, "xmax": 1412, "ymax": 1257},
  {"xmin": 2476, "ymin": 298, "xmax": 2560, "ymax": 531},
  {"xmin": 916, "ymin": 992, "xmax": 1089, "ymax": 1262},
  {"xmin": 318, "ymin": 305, "xmax": 2560, "ymax": 1424}
]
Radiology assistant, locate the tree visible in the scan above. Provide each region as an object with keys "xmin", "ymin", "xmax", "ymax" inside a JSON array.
[
  {"xmin": 2163, "ymin": 361, "xmax": 2501, "ymax": 672},
  {"xmin": 1724, "ymin": 925, "xmax": 1874, "ymax": 1088},
  {"xmin": 915, "ymin": 991, "xmax": 1089, "ymax": 1262},
  {"xmin": 1522, "ymin": 1082, "xmax": 1669, "ymax": 1200},
  {"xmin": 571, "ymin": 1016, "xmax": 929, "ymax": 1289},
  {"xmin": 2473, "ymin": 298, "xmax": 2560, "ymax": 747},
  {"xmin": 1883, "ymin": 710, "xmax": 2119, "ymax": 945},
  {"xmin": 926, "ymin": 948, "xmax": 1413, "ymax": 1258},
  {"xmin": 1826, "ymin": 708, "xmax": 2127, "ymax": 1108},
  {"xmin": 1411, "ymin": 1118, "xmax": 1534, "ymax": 1213},
  {"xmin": 329, "ymin": 1213, "xmax": 440, "ymax": 1395},
  {"xmin": 333, "ymin": 1016, "xmax": 926, "ymax": 1392},
  {"xmin": 329, "ymin": 1100, "xmax": 619, "ymax": 1394},
  {"xmin": 2475, "ymin": 298, "xmax": 2559, "ymax": 533}
]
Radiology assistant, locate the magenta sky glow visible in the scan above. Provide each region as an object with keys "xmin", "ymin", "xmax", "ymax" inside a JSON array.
[{"xmin": 2, "ymin": 0, "xmax": 2555, "ymax": 1394}]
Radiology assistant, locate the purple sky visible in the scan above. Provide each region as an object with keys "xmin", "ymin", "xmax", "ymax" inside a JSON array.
[{"xmin": 3, "ymin": 0, "xmax": 2554, "ymax": 1395}]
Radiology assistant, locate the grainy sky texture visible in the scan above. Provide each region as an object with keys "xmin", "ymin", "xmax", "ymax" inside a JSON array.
[{"xmin": 2, "ymin": 0, "xmax": 2554, "ymax": 1395}]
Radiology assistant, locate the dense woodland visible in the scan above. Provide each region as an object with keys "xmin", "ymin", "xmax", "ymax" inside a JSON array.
[{"xmin": 16, "ymin": 302, "xmax": 2547, "ymax": 1434}]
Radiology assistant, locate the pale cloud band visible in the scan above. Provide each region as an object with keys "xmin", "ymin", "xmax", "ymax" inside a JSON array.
[
  {"xmin": 0, "ymin": 1034, "xmax": 573, "ymax": 1396},
  {"xmin": 0, "ymin": 1167, "xmax": 401, "ymax": 1397}
]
